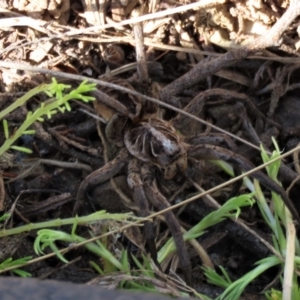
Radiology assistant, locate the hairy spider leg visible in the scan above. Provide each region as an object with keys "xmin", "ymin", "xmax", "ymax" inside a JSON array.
[
  {"xmin": 127, "ymin": 159, "xmax": 161, "ymax": 269},
  {"xmin": 141, "ymin": 165, "xmax": 192, "ymax": 287},
  {"xmin": 74, "ymin": 148, "xmax": 130, "ymax": 215}
]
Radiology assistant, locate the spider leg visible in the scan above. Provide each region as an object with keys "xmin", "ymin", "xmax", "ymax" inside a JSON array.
[
  {"xmin": 73, "ymin": 148, "xmax": 130, "ymax": 215},
  {"xmin": 141, "ymin": 165, "xmax": 192, "ymax": 287},
  {"xmin": 105, "ymin": 114, "xmax": 128, "ymax": 147},
  {"xmin": 188, "ymin": 144, "xmax": 300, "ymax": 225},
  {"xmin": 186, "ymin": 133, "xmax": 237, "ymax": 151},
  {"xmin": 172, "ymin": 88, "xmax": 280, "ymax": 134},
  {"xmin": 127, "ymin": 159, "xmax": 160, "ymax": 268}
]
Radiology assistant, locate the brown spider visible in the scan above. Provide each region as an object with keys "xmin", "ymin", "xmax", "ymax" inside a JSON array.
[{"xmin": 73, "ymin": 81, "xmax": 300, "ymax": 287}]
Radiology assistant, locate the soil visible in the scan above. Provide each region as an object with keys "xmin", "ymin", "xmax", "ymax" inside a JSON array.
[{"xmin": 1, "ymin": 1, "xmax": 300, "ymax": 299}]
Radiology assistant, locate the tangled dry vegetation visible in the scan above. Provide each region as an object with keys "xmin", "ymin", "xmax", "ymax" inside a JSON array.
[{"xmin": 2, "ymin": 0, "xmax": 300, "ymax": 299}]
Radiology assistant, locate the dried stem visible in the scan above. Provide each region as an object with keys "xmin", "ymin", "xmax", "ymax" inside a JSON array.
[{"xmin": 160, "ymin": 0, "xmax": 300, "ymax": 102}]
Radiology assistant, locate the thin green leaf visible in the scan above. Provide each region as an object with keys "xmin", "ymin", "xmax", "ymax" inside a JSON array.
[
  {"xmin": 3, "ymin": 120, "xmax": 9, "ymax": 139},
  {"xmin": 89, "ymin": 261, "xmax": 104, "ymax": 275},
  {"xmin": 23, "ymin": 130, "xmax": 36, "ymax": 135},
  {"xmin": 10, "ymin": 146, "xmax": 32, "ymax": 154}
]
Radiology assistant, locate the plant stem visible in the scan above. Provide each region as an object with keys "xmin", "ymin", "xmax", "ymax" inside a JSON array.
[
  {"xmin": 0, "ymin": 84, "xmax": 49, "ymax": 120},
  {"xmin": 0, "ymin": 211, "xmax": 135, "ymax": 237}
]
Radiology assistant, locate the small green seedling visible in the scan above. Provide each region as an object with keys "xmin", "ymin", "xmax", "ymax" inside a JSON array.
[{"xmin": 0, "ymin": 78, "xmax": 96, "ymax": 156}]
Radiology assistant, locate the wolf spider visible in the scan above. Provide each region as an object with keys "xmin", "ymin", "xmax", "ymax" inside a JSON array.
[{"xmin": 74, "ymin": 82, "xmax": 300, "ymax": 287}]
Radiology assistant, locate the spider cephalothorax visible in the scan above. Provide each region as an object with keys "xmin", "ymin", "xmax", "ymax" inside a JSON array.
[{"xmin": 125, "ymin": 118, "xmax": 188, "ymax": 180}]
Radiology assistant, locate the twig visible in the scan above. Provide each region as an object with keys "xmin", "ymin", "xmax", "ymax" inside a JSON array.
[
  {"xmin": 132, "ymin": 8, "xmax": 149, "ymax": 83},
  {"xmin": 160, "ymin": 0, "xmax": 300, "ymax": 102},
  {"xmin": 0, "ymin": 60, "xmax": 265, "ymax": 152}
]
